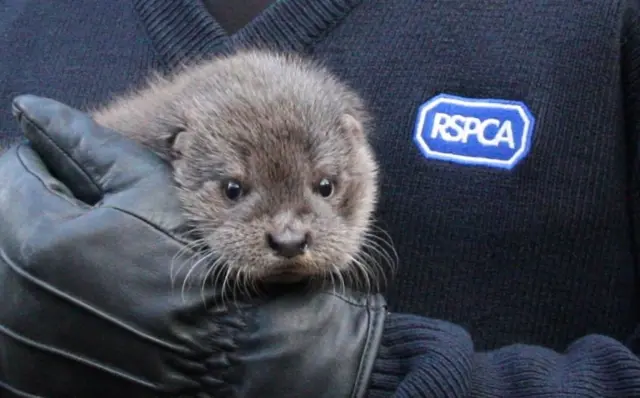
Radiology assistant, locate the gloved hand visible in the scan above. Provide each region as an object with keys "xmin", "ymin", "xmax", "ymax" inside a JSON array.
[{"xmin": 0, "ymin": 95, "xmax": 387, "ymax": 398}]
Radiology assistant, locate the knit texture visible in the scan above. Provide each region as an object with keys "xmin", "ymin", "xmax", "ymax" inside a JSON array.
[
  {"xmin": 368, "ymin": 314, "xmax": 640, "ymax": 397},
  {"xmin": 1, "ymin": 0, "xmax": 640, "ymax": 396}
]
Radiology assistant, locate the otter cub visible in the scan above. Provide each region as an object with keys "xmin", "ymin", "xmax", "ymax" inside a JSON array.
[{"xmin": 91, "ymin": 50, "xmax": 382, "ymax": 287}]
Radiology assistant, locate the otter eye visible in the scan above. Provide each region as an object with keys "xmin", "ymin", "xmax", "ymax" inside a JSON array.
[
  {"xmin": 316, "ymin": 178, "xmax": 334, "ymax": 198},
  {"xmin": 222, "ymin": 179, "xmax": 243, "ymax": 201}
]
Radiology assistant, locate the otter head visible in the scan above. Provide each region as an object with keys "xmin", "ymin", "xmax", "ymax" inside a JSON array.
[{"xmin": 152, "ymin": 52, "xmax": 380, "ymax": 284}]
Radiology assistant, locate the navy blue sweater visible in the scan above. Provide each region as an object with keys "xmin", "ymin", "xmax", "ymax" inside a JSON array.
[{"xmin": 2, "ymin": 0, "xmax": 640, "ymax": 396}]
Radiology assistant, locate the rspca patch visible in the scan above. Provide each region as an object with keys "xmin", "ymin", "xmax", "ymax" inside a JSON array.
[{"xmin": 413, "ymin": 94, "xmax": 535, "ymax": 170}]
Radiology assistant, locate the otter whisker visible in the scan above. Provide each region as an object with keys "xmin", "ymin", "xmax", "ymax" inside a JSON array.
[
  {"xmin": 331, "ymin": 264, "xmax": 347, "ymax": 297},
  {"xmin": 232, "ymin": 262, "xmax": 248, "ymax": 304},
  {"xmin": 358, "ymin": 251, "xmax": 384, "ymax": 292},
  {"xmin": 200, "ymin": 255, "xmax": 226, "ymax": 307},
  {"xmin": 366, "ymin": 224, "xmax": 399, "ymax": 271},
  {"xmin": 170, "ymin": 237, "xmax": 207, "ymax": 289},
  {"xmin": 210, "ymin": 262, "xmax": 228, "ymax": 305},
  {"xmin": 237, "ymin": 264, "xmax": 252, "ymax": 299},
  {"xmin": 356, "ymin": 242, "xmax": 388, "ymax": 289},
  {"xmin": 350, "ymin": 255, "xmax": 373, "ymax": 293},
  {"xmin": 217, "ymin": 259, "xmax": 235, "ymax": 308},
  {"xmin": 247, "ymin": 269, "xmax": 260, "ymax": 297},
  {"xmin": 360, "ymin": 232, "xmax": 398, "ymax": 274},
  {"xmin": 180, "ymin": 248, "xmax": 217, "ymax": 303},
  {"xmin": 343, "ymin": 256, "xmax": 362, "ymax": 292},
  {"xmin": 362, "ymin": 231, "xmax": 398, "ymax": 267},
  {"xmin": 328, "ymin": 267, "xmax": 336, "ymax": 292}
]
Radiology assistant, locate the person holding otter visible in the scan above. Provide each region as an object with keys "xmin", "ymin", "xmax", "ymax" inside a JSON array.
[{"xmin": 2, "ymin": 0, "xmax": 640, "ymax": 396}]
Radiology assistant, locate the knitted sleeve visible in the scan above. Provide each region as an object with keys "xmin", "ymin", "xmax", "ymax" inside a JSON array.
[{"xmin": 367, "ymin": 313, "xmax": 640, "ymax": 397}]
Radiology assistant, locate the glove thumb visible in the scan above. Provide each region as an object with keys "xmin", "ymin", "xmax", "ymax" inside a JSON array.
[{"xmin": 12, "ymin": 95, "xmax": 169, "ymax": 205}]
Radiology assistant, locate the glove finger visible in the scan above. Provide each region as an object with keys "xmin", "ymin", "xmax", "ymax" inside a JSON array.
[
  {"xmin": 0, "ymin": 144, "xmax": 87, "ymax": 257},
  {"xmin": 12, "ymin": 95, "xmax": 168, "ymax": 205}
]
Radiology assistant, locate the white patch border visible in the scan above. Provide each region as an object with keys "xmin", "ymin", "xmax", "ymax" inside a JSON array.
[{"xmin": 413, "ymin": 93, "xmax": 535, "ymax": 170}]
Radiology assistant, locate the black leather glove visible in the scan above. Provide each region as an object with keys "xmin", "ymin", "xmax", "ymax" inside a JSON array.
[{"xmin": 0, "ymin": 95, "xmax": 387, "ymax": 398}]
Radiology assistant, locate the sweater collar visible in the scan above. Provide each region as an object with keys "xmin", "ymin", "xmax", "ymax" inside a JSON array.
[{"xmin": 133, "ymin": 0, "xmax": 362, "ymax": 68}]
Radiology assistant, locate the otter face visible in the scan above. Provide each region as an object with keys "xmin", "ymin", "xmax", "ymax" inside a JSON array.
[
  {"xmin": 170, "ymin": 109, "xmax": 378, "ymax": 284},
  {"xmin": 93, "ymin": 50, "xmax": 386, "ymax": 287}
]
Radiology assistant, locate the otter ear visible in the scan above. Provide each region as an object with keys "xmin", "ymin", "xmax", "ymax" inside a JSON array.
[
  {"xmin": 166, "ymin": 127, "xmax": 190, "ymax": 161},
  {"xmin": 136, "ymin": 119, "xmax": 192, "ymax": 162},
  {"xmin": 91, "ymin": 103, "xmax": 192, "ymax": 163},
  {"xmin": 340, "ymin": 113, "xmax": 366, "ymax": 141},
  {"xmin": 122, "ymin": 125, "xmax": 190, "ymax": 163}
]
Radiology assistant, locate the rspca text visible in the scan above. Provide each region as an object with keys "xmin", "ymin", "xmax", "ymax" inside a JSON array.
[{"xmin": 413, "ymin": 94, "xmax": 535, "ymax": 170}]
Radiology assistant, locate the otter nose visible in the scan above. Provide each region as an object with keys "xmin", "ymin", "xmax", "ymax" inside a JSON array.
[{"xmin": 266, "ymin": 230, "xmax": 310, "ymax": 258}]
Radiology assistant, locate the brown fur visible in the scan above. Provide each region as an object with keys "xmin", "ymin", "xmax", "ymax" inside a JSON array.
[{"xmin": 91, "ymin": 49, "xmax": 381, "ymax": 285}]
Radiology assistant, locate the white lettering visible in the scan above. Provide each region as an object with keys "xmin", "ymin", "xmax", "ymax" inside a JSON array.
[{"xmin": 429, "ymin": 112, "xmax": 515, "ymax": 149}]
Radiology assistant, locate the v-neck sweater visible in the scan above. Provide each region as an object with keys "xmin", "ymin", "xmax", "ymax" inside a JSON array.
[{"xmin": 2, "ymin": 0, "xmax": 640, "ymax": 396}]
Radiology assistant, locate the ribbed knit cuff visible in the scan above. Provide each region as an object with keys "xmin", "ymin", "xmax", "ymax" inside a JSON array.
[
  {"xmin": 367, "ymin": 314, "xmax": 640, "ymax": 397},
  {"xmin": 366, "ymin": 313, "xmax": 474, "ymax": 397}
]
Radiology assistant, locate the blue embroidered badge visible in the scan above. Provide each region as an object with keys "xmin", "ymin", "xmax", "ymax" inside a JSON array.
[{"xmin": 413, "ymin": 94, "xmax": 535, "ymax": 170}]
